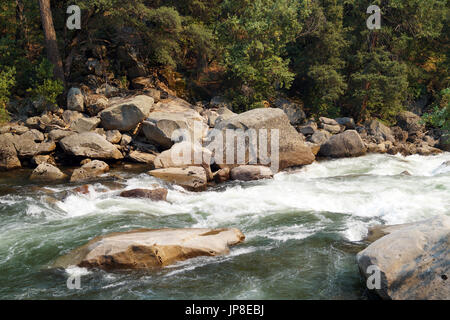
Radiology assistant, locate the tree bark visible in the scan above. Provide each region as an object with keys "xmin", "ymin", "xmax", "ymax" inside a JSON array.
[{"xmin": 38, "ymin": 0, "xmax": 65, "ymax": 87}]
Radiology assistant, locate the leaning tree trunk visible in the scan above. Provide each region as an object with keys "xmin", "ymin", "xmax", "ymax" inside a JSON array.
[{"xmin": 38, "ymin": 0, "xmax": 65, "ymax": 87}]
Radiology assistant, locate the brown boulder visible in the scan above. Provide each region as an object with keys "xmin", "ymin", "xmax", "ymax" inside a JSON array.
[
  {"xmin": 149, "ymin": 166, "xmax": 207, "ymax": 191},
  {"xmin": 119, "ymin": 188, "xmax": 168, "ymax": 201},
  {"xmin": 53, "ymin": 228, "xmax": 245, "ymax": 270},
  {"xmin": 30, "ymin": 163, "xmax": 67, "ymax": 182},
  {"xmin": 0, "ymin": 133, "xmax": 21, "ymax": 170},
  {"xmin": 70, "ymin": 160, "xmax": 110, "ymax": 182}
]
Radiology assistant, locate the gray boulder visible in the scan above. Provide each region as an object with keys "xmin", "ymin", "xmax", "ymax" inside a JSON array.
[
  {"xmin": 319, "ymin": 130, "xmax": 366, "ymax": 158},
  {"xmin": 60, "ymin": 132, "xmax": 123, "ymax": 160},
  {"xmin": 308, "ymin": 130, "xmax": 331, "ymax": 145},
  {"xmin": 357, "ymin": 215, "xmax": 450, "ymax": 300},
  {"xmin": 70, "ymin": 117, "xmax": 101, "ymax": 133},
  {"xmin": 100, "ymin": 95, "xmax": 154, "ymax": 131},
  {"xmin": 366, "ymin": 119, "xmax": 395, "ymax": 143},
  {"xmin": 142, "ymin": 110, "xmax": 206, "ymax": 150},
  {"xmin": 67, "ymin": 88, "xmax": 84, "ymax": 112},
  {"xmin": 273, "ymin": 98, "xmax": 306, "ymax": 126},
  {"xmin": 212, "ymin": 108, "xmax": 315, "ymax": 171},
  {"xmin": 335, "ymin": 117, "xmax": 356, "ymax": 129}
]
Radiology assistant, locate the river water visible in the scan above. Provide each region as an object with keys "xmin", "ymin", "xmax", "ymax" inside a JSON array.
[{"xmin": 0, "ymin": 153, "xmax": 449, "ymax": 299}]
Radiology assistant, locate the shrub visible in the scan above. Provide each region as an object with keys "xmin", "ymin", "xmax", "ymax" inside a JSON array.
[{"xmin": 0, "ymin": 66, "xmax": 16, "ymax": 123}]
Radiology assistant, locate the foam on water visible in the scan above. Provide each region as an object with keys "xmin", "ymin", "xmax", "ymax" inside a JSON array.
[{"xmin": 2, "ymin": 153, "xmax": 449, "ymax": 242}]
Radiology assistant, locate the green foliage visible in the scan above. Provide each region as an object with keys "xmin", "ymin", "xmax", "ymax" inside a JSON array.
[
  {"xmin": 218, "ymin": 0, "xmax": 304, "ymax": 111},
  {"xmin": 0, "ymin": 66, "xmax": 16, "ymax": 123},
  {"xmin": 422, "ymin": 88, "xmax": 450, "ymax": 131},
  {"xmin": 27, "ymin": 59, "xmax": 64, "ymax": 111}
]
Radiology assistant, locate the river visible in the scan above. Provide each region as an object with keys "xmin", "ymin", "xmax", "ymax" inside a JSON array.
[{"xmin": 0, "ymin": 153, "xmax": 449, "ymax": 299}]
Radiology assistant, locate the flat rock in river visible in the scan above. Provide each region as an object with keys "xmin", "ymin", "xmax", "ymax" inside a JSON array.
[{"xmin": 53, "ymin": 228, "xmax": 245, "ymax": 270}]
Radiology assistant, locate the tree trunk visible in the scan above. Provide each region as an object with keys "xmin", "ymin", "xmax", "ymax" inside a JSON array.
[{"xmin": 38, "ymin": 0, "xmax": 65, "ymax": 87}]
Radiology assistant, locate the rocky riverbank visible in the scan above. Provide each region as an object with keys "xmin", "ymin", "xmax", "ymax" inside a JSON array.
[{"xmin": 1, "ymin": 87, "xmax": 448, "ymax": 188}]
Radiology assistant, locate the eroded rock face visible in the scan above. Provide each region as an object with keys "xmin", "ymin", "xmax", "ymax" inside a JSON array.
[
  {"xmin": 100, "ymin": 95, "xmax": 154, "ymax": 131},
  {"xmin": 148, "ymin": 166, "xmax": 207, "ymax": 191},
  {"xmin": 60, "ymin": 132, "xmax": 124, "ymax": 160},
  {"xmin": 0, "ymin": 133, "xmax": 21, "ymax": 170},
  {"xmin": 70, "ymin": 160, "xmax": 110, "ymax": 182},
  {"xmin": 212, "ymin": 108, "xmax": 315, "ymax": 172},
  {"xmin": 319, "ymin": 130, "xmax": 366, "ymax": 158},
  {"xmin": 357, "ymin": 215, "xmax": 450, "ymax": 300},
  {"xmin": 53, "ymin": 228, "xmax": 245, "ymax": 270},
  {"xmin": 30, "ymin": 163, "xmax": 67, "ymax": 182},
  {"xmin": 230, "ymin": 165, "xmax": 273, "ymax": 181},
  {"xmin": 119, "ymin": 188, "xmax": 168, "ymax": 201}
]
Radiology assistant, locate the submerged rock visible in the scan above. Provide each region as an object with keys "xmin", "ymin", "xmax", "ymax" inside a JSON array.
[
  {"xmin": 357, "ymin": 215, "xmax": 450, "ymax": 300},
  {"xmin": 119, "ymin": 188, "xmax": 168, "ymax": 201},
  {"xmin": 53, "ymin": 228, "xmax": 245, "ymax": 270}
]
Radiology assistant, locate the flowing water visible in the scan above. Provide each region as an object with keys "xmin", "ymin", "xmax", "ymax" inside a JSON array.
[{"xmin": 0, "ymin": 153, "xmax": 449, "ymax": 300}]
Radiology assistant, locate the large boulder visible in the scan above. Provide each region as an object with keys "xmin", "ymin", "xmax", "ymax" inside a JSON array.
[
  {"xmin": 70, "ymin": 117, "xmax": 101, "ymax": 133},
  {"xmin": 319, "ymin": 130, "xmax": 366, "ymax": 158},
  {"xmin": 357, "ymin": 215, "xmax": 450, "ymax": 300},
  {"xmin": 273, "ymin": 99, "xmax": 306, "ymax": 126},
  {"xmin": 0, "ymin": 133, "xmax": 21, "ymax": 170},
  {"xmin": 12, "ymin": 135, "xmax": 56, "ymax": 157},
  {"xmin": 30, "ymin": 163, "xmax": 67, "ymax": 182},
  {"xmin": 67, "ymin": 88, "xmax": 84, "ymax": 112},
  {"xmin": 148, "ymin": 166, "xmax": 207, "ymax": 191},
  {"xmin": 365, "ymin": 120, "xmax": 395, "ymax": 143},
  {"xmin": 60, "ymin": 132, "xmax": 124, "ymax": 160},
  {"xmin": 70, "ymin": 160, "xmax": 110, "ymax": 182},
  {"xmin": 99, "ymin": 95, "xmax": 154, "ymax": 131},
  {"xmin": 396, "ymin": 111, "xmax": 425, "ymax": 141},
  {"xmin": 212, "ymin": 108, "xmax": 315, "ymax": 172},
  {"xmin": 119, "ymin": 188, "xmax": 168, "ymax": 201},
  {"xmin": 53, "ymin": 228, "xmax": 245, "ymax": 270},
  {"xmin": 230, "ymin": 165, "xmax": 274, "ymax": 181},
  {"xmin": 142, "ymin": 110, "xmax": 206, "ymax": 150}
]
